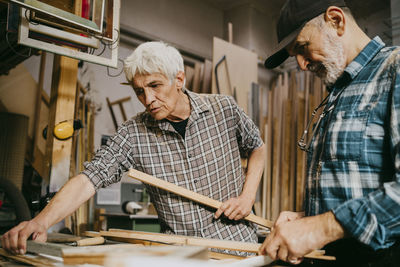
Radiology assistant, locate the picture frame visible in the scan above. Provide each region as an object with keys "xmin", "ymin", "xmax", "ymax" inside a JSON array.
[{"xmin": 17, "ymin": 0, "xmax": 120, "ymax": 68}]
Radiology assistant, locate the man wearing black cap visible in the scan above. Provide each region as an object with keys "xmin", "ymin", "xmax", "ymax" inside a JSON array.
[{"xmin": 259, "ymin": 0, "xmax": 400, "ymax": 266}]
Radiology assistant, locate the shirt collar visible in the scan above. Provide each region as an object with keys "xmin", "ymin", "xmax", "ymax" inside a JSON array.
[
  {"xmin": 344, "ymin": 36, "xmax": 385, "ymax": 79},
  {"xmin": 328, "ymin": 36, "xmax": 385, "ymax": 92},
  {"xmin": 142, "ymin": 88, "xmax": 210, "ymax": 131}
]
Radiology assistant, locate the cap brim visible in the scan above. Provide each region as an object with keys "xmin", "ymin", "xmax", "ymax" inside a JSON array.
[{"xmin": 264, "ymin": 24, "xmax": 305, "ymax": 69}]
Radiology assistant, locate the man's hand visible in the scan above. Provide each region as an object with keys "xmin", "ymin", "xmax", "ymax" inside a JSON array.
[
  {"xmin": 1, "ymin": 220, "xmax": 47, "ymax": 255},
  {"xmin": 274, "ymin": 211, "xmax": 305, "ymax": 226},
  {"xmin": 258, "ymin": 211, "xmax": 345, "ymax": 264},
  {"xmin": 214, "ymin": 194, "xmax": 254, "ymax": 221}
]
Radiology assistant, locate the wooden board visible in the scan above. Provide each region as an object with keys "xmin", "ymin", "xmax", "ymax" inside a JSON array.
[
  {"xmin": 128, "ymin": 169, "xmax": 274, "ymax": 228},
  {"xmin": 46, "ymin": 55, "xmax": 78, "ymax": 190},
  {"xmin": 211, "ymin": 37, "xmax": 257, "ymax": 113}
]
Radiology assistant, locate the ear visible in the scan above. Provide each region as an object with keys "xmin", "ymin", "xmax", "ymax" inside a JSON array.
[
  {"xmin": 325, "ymin": 6, "xmax": 345, "ymax": 36},
  {"xmin": 175, "ymin": 71, "xmax": 185, "ymax": 89}
]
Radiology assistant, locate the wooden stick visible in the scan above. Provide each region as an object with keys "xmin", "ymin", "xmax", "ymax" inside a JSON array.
[{"xmin": 128, "ymin": 169, "xmax": 274, "ymax": 229}]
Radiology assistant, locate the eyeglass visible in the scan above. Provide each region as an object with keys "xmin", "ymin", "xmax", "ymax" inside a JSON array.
[
  {"xmin": 298, "ymin": 88, "xmax": 345, "ymax": 152},
  {"xmin": 298, "ymin": 101, "xmax": 334, "ymax": 152}
]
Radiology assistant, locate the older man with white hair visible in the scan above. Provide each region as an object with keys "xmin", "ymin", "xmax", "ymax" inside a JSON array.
[{"xmin": 1, "ymin": 41, "xmax": 266, "ymax": 256}]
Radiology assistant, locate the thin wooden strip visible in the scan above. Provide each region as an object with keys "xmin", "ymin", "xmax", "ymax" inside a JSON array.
[
  {"xmin": 100, "ymin": 230, "xmax": 186, "ymax": 245},
  {"xmin": 128, "ymin": 169, "xmax": 274, "ymax": 229},
  {"xmin": 100, "ymin": 230, "xmax": 259, "ymax": 253},
  {"xmin": 208, "ymin": 251, "xmax": 246, "ymax": 260}
]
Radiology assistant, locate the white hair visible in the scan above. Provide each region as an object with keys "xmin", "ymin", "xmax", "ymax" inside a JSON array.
[{"xmin": 123, "ymin": 41, "xmax": 184, "ymax": 83}]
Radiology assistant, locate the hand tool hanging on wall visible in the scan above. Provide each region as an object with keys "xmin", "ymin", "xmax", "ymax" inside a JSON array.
[
  {"xmin": 42, "ymin": 119, "xmax": 83, "ymax": 140},
  {"xmin": 214, "ymin": 55, "xmax": 236, "ymax": 100}
]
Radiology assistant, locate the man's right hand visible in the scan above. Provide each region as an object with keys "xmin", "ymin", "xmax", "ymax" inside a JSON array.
[
  {"xmin": 1, "ymin": 220, "xmax": 47, "ymax": 255},
  {"xmin": 274, "ymin": 211, "xmax": 305, "ymax": 226}
]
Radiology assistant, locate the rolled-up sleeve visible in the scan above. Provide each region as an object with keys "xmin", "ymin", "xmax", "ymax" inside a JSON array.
[{"xmin": 229, "ymin": 97, "xmax": 263, "ymax": 157}]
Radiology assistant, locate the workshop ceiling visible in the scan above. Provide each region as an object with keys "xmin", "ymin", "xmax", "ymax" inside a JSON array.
[{"xmin": 204, "ymin": 0, "xmax": 391, "ymax": 20}]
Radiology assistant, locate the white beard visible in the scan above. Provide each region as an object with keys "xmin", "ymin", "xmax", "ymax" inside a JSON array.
[{"xmin": 308, "ymin": 31, "xmax": 346, "ymax": 86}]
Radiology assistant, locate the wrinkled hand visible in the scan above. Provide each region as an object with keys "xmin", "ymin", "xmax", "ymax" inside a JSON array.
[
  {"xmin": 275, "ymin": 211, "xmax": 304, "ymax": 226},
  {"xmin": 258, "ymin": 212, "xmax": 344, "ymax": 265},
  {"xmin": 214, "ymin": 194, "xmax": 254, "ymax": 221},
  {"xmin": 1, "ymin": 220, "xmax": 47, "ymax": 255}
]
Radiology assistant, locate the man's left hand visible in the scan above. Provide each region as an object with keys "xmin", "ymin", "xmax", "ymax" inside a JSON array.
[{"xmin": 214, "ymin": 194, "xmax": 254, "ymax": 221}]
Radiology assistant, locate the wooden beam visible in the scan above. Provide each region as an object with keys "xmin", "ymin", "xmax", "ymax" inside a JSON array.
[
  {"xmin": 128, "ymin": 169, "xmax": 274, "ymax": 229},
  {"xmin": 45, "ymin": 55, "xmax": 78, "ymax": 189}
]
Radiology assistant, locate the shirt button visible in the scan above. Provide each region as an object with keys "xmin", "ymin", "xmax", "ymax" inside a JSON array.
[
  {"xmin": 188, "ymin": 153, "xmax": 192, "ymax": 158},
  {"xmin": 194, "ymin": 180, "xmax": 198, "ymax": 183}
]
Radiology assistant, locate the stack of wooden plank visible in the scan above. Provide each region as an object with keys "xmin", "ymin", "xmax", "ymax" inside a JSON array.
[{"xmin": 262, "ymin": 71, "xmax": 326, "ymax": 220}]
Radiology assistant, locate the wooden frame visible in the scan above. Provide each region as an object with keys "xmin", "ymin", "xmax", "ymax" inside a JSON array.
[
  {"xmin": 28, "ymin": 23, "xmax": 100, "ymax": 48},
  {"xmin": 17, "ymin": 1, "xmax": 120, "ymax": 68},
  {"xmin": 10, "ymin": 0, "xmax": 105, "ymax": 34}
]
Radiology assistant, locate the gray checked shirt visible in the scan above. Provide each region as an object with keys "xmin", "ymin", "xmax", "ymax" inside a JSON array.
[{"xmin": 82, "ymin": 90, "xmax": 263, "ymax": 255}]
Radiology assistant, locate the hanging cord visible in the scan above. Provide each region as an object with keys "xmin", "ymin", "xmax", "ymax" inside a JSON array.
[
  {"xmin": 24, "ymin": 9, "xmax": 39, "ymax": 25},
  {"xmin": 96, "ymin": 41, "xmax": 107, "ymax": 56},
  {"xmin": 107, "ymin": 58, "xmax": 124, "ymax": 77}
]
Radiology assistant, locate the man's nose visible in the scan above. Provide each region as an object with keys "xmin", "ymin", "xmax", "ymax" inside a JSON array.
[
  {"xmin": 144, "ymin": 89, "xmax": 155, "ymax": 106},
  {"xmin": 296, "ymin": 54, "xmax": 309, "ymax": 71}
]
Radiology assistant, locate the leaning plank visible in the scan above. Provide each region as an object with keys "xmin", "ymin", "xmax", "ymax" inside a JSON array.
[{"xmin": 128, "ymin": 169, "xmax": 274, "ymax": 229}]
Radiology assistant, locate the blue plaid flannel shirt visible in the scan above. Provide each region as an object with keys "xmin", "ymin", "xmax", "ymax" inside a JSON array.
[{"xmin": 306, "ymin": 36, "xmax": 400, "ymax": 251}]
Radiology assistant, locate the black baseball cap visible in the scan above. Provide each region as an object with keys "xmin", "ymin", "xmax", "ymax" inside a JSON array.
[{"xmin": 264, "ymin": 0, "xmax": 347, "ymax": 69}]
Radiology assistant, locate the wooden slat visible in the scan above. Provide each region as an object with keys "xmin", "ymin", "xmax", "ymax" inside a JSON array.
[
  {"xmin": 271, "ymin": 75, "xmax": 282, "ymax": 220},
  {"xmin": 100, "ymin": 230, "xmax": 260, "ymax": 253},
  {"xmin": 289, "ymin": 71, "xmax": 298, "ymax": 211},
  {"xmin": 128, "ymin": 169, "xmax": 274, "ymax": 229},
  {"xmin": 208, "ymin": 251, "xmax": 245, "ymax": 260},
  {"xmin": 192, "ymin": 62, "xmax": 203, "ymax": 93},
  {"xmin": 31, "ymin": 52, "xmax": 46, "ymax": 161},
  {"xmin": 281, "ymin": 73, "xmax": 290, "ymax": 212},
  {"xmin": 201, "ymin": 59, "xmax": 213, "ymax": 94}
]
